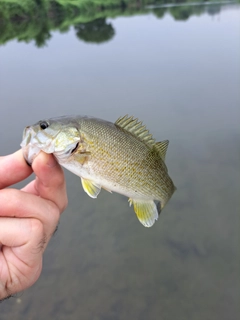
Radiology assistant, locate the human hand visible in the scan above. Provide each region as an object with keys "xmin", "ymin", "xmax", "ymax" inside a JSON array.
[{"xmin": 0, "ymin": 150, "xmax": 68, "ymax": 300}]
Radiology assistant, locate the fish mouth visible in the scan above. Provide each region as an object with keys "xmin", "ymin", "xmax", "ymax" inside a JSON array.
[
  {"xmin": 20, "ymin": 127, "xmax": 39, "ymax": 165},
  {"xmin": 20, "ymin": 126, "xmax": 61, "ymax": 165}
]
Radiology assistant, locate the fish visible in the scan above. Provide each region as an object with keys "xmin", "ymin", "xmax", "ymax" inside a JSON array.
[{"xmin": 21, "ymin": 115, "xmax": 176, "ymax": 227}]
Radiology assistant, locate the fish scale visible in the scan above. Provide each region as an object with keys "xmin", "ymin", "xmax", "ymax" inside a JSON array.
[
  {"xmin": 84, "ymin": 121, "xmax": 168, "ymax": 198},
  {"xmin": 21, "ymin": 115, "xmax": 176, "ymax": 227}
]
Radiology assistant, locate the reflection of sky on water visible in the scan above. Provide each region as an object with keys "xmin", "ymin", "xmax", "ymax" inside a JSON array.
[
  {"xmin": 0, "ymin": 3, "xmax": 239, "ymax": 320},
  {"xmin": 0, "ymin": 5, "xmax": 238, "ymax": 144}
]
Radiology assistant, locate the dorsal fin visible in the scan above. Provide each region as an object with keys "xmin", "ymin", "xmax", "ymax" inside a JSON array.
[
  {"xmin": 154, "ymin": 140, "xmax": 169, "ymax": 161},
  {"xmin": 115, "ymin": 115, "xmax": 155, "ymax": 147}
]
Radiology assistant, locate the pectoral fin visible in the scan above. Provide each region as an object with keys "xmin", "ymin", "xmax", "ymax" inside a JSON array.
[
  {"xmin": 81, "ymin": 178, "xmax": 101, "ymax": 198},
  {"xmin": 129, "ymin": 199, "xmax": 159, "ymax": 227}
]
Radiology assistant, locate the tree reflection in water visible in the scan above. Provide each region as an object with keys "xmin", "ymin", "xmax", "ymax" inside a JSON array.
[
  {"xmin": 75, "ymin": 18, "xmax": 115, "ymax": 44},
  {"xmin": 0, "ymin": 0, "xmax": 229, "ymax": 47}
]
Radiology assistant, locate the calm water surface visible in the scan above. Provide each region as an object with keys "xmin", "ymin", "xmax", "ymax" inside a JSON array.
[{"xmin": 0, "ymin": 2, "xmax": 239, "ymax": 320}]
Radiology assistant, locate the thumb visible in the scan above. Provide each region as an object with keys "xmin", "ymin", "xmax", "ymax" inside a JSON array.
[{"xmin": 31, "ymin": 152, "xmax": 68, "ymax": 213}]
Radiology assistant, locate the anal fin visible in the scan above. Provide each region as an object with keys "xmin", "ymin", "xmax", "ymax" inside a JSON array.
[
  {"xmin": 81, "ymin": 178, "xmax": 101, "ymax": 198},
  {"xmin": 129, "ymin": 198, "xmax": 159, "ymax": 227}
]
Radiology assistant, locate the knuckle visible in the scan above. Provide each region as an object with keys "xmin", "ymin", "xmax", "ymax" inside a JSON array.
[
  {"xmin": 47, "ymin": 201, "xmax": 60, "ymax": 222},
  {"xmin": 61, "ymin": 196, "xmax": 68, "ymax": 213},
  {"xmin": 45, "ymin": 202, "xmax": 62, "ymax": 239},
  {"xmin": 52, "ymin": 168, "xmax": 65, "ymax": 188},
  {"xmin": 49, "ymin": 186, "xmax": 68, "ymax": 214},
  {"xmin": 30, "ymin": 219, "xmax": 44, "ymax": 238}
]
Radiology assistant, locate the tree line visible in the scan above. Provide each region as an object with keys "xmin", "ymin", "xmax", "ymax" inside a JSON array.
[{"xmin": 0, "ymin": 0, "xmax": 231, "ymax": 47}]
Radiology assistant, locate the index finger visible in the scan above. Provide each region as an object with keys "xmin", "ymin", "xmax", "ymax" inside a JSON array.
[{"xmin": 0, "ymin": 150, "xmax": 33, "ymax": 189}]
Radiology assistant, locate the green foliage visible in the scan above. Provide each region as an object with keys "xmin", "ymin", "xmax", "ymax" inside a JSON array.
[
  {"xmin": 169, "ymin": 4, "xmax": 204, "ymax": 20},
  {"xmin": 75, "ymin": 18, "xmax": 115, "ymax": 43},
  {"xmin": 0, "ymin": 0, "xmax": 235, "ymax": 47}
]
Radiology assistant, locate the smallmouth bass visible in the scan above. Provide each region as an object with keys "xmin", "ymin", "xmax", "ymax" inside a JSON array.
[{"xmin": 21, "ymin": 115, "xmax": 176, "ymax": 227}]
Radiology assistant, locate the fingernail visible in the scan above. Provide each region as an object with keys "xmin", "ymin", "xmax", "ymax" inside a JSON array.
[{"xmin": 47, "ymin": 155, "xmax": 57, "ymax": 168}]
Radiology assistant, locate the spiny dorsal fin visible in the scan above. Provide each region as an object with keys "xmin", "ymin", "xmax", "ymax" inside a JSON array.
[
  {"xmin": 154, "ymin": 140, "xmax": 169, "ymax": 161},
  {"xmin": 115, "ymin": 115, "xmax": 155, "ymax": 146}
]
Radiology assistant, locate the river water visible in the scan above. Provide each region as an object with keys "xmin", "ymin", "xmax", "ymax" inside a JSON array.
[{"xmin": 0, "ymin": 2, "xmax": 239, "ymax": 319}]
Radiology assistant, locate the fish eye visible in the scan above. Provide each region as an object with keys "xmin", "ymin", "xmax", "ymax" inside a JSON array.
[{"xmin": 39, "ymin": 121, "xmax": 49, "ymax": 130}]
